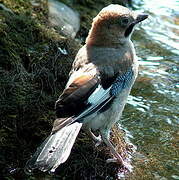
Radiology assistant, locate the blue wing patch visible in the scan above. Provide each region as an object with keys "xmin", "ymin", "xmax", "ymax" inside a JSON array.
[
  {"xmin": 71, "ymin": 68, "xmax": 134, "ymax": 120},
  {"xmin": 110, "ymin": 68, "xmax": 134, "ymax": 96}
]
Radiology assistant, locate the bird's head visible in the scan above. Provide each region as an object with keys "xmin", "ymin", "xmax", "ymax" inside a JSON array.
[{"xmin": 86, "ymin": 4, "xmax": 148, "ymax": 46}]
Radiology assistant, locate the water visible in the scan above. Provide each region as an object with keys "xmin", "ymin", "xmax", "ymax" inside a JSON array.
[{"xmin": 121, "ymin": 0, "xmax": 179, "ymax": 179}]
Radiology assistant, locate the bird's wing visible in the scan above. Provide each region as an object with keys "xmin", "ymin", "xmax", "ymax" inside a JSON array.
[
  {"xmin": 53, "ymin": 67, "xmax": 134, "ymax": 132},
  {"xmin": 53, "ymin": 74, "xmax": 99, "ymax": 133},
  {"xmin": 75, "ymin": 67, "xmax": 134, "ymax": 120},
  {"xmin": 55, "ymin": 74, "xmax": 100, "ymax": 117}
]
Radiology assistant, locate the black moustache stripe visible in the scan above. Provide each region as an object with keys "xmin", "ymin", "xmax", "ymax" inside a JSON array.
[{"xmin": 124, "ymin": 23, "xmax": 135, "ymax": 37}]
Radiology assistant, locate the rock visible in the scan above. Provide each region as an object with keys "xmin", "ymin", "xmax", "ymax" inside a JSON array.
[
  {"xmin": 31, "ymin": 0, "xmax": 40, "ymax": 7},
  {"xmin": 48, "ymin": 0, "xmax": 80, "ymax": 38}
]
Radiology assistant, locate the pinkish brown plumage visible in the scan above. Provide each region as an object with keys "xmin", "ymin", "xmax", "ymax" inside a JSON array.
[{"xmin": 25, "ymin": 4, "xmax": 148, "ymax": 174}]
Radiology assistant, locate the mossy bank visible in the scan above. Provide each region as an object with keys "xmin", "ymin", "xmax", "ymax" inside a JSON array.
[{"xmin": 0, "ymin": 0, "xmax": 131, "ymax": 179}]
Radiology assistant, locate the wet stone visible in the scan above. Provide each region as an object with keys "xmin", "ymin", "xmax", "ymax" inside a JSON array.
[{"xmin": 48, "ymin": 0, "xmax": 80, "ymax": 38}]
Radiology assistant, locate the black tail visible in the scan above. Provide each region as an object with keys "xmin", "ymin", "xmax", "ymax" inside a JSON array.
[{"xmin": 25, "ymin": 122, "xmax": 82, "ymax": 173}]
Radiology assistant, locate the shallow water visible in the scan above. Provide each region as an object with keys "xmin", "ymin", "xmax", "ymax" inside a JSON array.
[{"xmin": 121, "ymin": 0, "xmax": 179, "ymax": 179}]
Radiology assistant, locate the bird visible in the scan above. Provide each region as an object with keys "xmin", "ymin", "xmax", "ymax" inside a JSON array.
[{"xmin": 25, "ymin": 4, "xmax": 148, "ymax": 174}]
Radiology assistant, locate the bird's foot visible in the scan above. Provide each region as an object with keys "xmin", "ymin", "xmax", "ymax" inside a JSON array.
[
  {"xmin": 94, "ymin": 135, "xmax": 102, "ymax": 147},
  {"xmin": 91, "ymin": 134, "xmax": 102, "ymax": 147},
  {"xmin": 101, "ymin": 133, "xmax": 132, "ymax": 172},
  {"xmin": 106, "ymin": 157, "xmax": 132, "ymax": 172},
  {"xmin": 88, "ymin": 129, "xmax": 102, "ymax": 147}
]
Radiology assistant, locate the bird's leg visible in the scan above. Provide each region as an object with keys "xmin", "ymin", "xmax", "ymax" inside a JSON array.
[
  {"xmin": 88, "ymin": 128, "xmax": 102, "ymax": 147},
  {"xmin": 101, "ymin": 131, "xmax": 132, "ymax": 172}
]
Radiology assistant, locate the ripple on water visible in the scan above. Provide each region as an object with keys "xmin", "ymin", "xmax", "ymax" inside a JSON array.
[{"xmin": 122, "ymin": 1, "xmax": 179, "ymax": 178}]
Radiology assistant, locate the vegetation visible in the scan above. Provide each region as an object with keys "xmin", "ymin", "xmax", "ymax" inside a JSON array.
[{"xmin": 0, "ymin": 0, "xmax": 130, "ymax": 179}]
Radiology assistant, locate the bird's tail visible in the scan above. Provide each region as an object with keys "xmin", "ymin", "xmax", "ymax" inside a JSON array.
[{"xmin": 25, "ymin": 122, "xmax": 82, "ymax": 173}]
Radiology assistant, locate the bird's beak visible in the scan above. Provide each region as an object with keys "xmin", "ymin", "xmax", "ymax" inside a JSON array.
[
  {"xmin": 135, "ymin": 14, "xmax": 148, "ymax": 24},
  {"xmin": 124, "ymin": 14, "xmax": 148, "ymax": 37}
]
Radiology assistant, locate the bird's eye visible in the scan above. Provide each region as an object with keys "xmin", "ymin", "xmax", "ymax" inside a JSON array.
[{"xmin": 121, "ymin": 18, "xmax": 129, "ymax": 25}]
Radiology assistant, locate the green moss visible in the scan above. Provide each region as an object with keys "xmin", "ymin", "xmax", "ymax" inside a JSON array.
[
  {"xmin": 0, "ymin": 0, "xmax": 80, "ymax": 178},
  {"xmin": 0, "ymin": 0, "xmax": 130, "ymax": 179}
]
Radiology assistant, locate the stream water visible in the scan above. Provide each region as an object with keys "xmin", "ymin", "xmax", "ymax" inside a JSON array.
[{"xmin": 121, "ymin": 0, "xmax": 179, "ymax": 179}]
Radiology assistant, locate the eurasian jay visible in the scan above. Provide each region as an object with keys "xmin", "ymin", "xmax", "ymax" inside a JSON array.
[{"xmin": 25, "ymin": 4, "xmax": 148, "ymax": 173}]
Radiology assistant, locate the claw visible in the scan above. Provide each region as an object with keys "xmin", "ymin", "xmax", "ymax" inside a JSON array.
[
  {"xmin": 106, "ymin": 157, "xmax": 133, "ymax": 172},
  {"xmin": 122, "ymin": 161, "xmax": 133, "ymax": 172},
  {"xmin": 88, "ymin": 129, "xmax": 102, "ymax": 146},
  {"xmin": 94, "ymin": 137, "xmax": 102, "ymax": 147},
  {"xmin": 106, "ymin": 157, "xmax": 118, "ymax": 163}
]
